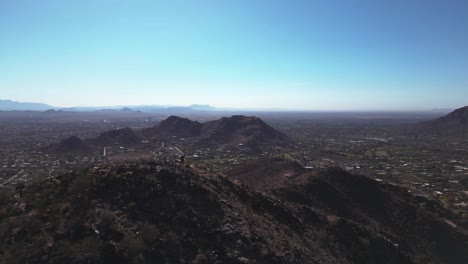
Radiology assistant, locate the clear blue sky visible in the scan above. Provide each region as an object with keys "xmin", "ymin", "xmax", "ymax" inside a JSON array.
[{"xmin": 1, "ymin": 0, "xmax": 467, "ymax": 110}]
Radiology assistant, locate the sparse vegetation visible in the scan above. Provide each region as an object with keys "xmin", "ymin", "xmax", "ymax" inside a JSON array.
[
  {"xmin": 68, "ymin": 173, "xmax": 94, "ymax": 194},
  {"xmin": 0, "ymin": 161, "xmax": 466, "ymax": 263}
]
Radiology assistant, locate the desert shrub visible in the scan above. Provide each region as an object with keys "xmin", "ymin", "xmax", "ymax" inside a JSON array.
[
  {"xmin": 66, "ymin": 212, "xmax": 89, "ymax": 238},
  {"xmin": 2, "ymin": 215, "xmax": 42, "ymax": 240},
  {"xmin": 69, "ymin": 237, "xmax": 104, "ymax": 264},
  {"xmin": 2, "ymin": 240, "xmax": 28, "ymax": 264},
  {"xmin": 141, "ymin": 222, "xmax": 160, "ymax": 244},
  {"xmin": 193, "ymin": 252, "xmax": 209, "ymax": 264},
  {"xmin": 358, "ymin": 236, "xmax": 370, "ymax": 247},
  {"xmin": 2, "ymin": 234, "xmax": 48, "ymax": 264},
  {"xmin": 161, "ymin": 231, "xmax": 182, "ymax": 256},
  {"xmin": 120, "ymin": 235, "xmax": 145, "ymax": 259},
  {"xmin": 0, "ymin": 190, "xmax": 10, "ymax": 206},
  {"xmin": 458, "ymin": 177, "xmax": 468, "ymax": 188},
  {"xmin": 100, "ymin": 210, "xmax": 117, "ymax": 231},
  {"xmin": 462, "ymin": 212, "xmax": 468, "ymax": 218},
  {"xmin": 128, "ymin": 201, "xmax": 137, "ymax": 209},
  {"xmin": 68, "ymin": 173, "xmax": 94, "ymax": 195}
]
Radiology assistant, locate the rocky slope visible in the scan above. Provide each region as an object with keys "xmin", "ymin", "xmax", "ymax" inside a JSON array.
[
  {"xmin": 419, "ymin": 106, "xmax": 468, "ymax": 135},
  {"xmin": 436, "ymin": 106, "xmax": 468, "ymax": 126},
  {"xmin": 1, "ymin": 159, "xmax": 466, "ymax": 263},
  {"xmin": 228, "ymin": 158, "xmax": 468, "ymax": 264}
]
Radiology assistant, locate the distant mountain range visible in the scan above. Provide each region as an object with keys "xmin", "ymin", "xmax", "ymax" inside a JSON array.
[
  {"xmin": 0, "ymin": 99, "xmax": 54, "ymax": 111},
  {"xmin": 0, "ymin": 99, "xmax": 218, "ymax": 112}
]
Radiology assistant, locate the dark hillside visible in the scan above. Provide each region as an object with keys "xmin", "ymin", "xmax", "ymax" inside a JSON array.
[
  {"xmin": 141, "ymin": 116, "xmax": 203, "ymax": 138},
  {"xmin": 419, "ymin": 106, "xmax": 468, "ymax": 136},
  {"xmin": 228, "ymin": 159, "xmax": 468, "ymax": 264},
  {"xmin": 42, "ymin": 136, "xmax": 93, "ymax": 155},
  {"xmin": 0, "ymin": 161, "xmax": 431, "ymax": 264},
  {"xmin": 200, "ymin": 115, "xmax": 289, "ymax": 146}
]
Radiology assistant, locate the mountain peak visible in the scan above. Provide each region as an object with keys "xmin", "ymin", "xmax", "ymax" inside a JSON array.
[
  {"xmin": 142, "ymin": 116, "xmax": 203, "ymax": 138},
  {"xmin": 201, "ymin": 115, "xmax": 289, "ymax": 146}
]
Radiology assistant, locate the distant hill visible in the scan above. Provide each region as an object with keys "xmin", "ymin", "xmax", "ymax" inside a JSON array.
[
  {"xmin": 43, "ymin": 109, "xmax": 65, "ymax": 114},
  {"xmin": 0, "ymin": 99, "xmax": 54, "ymax": 111},
  {"xmin": 88, "ymin": 127, "xmax": 141, "ymax": 146},
  {"xmin": 1, "ymin": 160, "xmax": 467, "ymax": 263},
  {"xmin": 120, "ymin": 107, "xmax": 135, "ymax": 112},
  {"xmin": 142, "ymin": 115, "xmax": 290, "ymax": 146},
  {"xmin": 200, "ymin": 115, "xmax": 289, "ymax": 146},
  {"xmin": 45, "ymin": 115, "xmax": 288, "ymax": 156},
  {"xmin": 42, "ymin": 136, "xmax": 93, "ymax": 155},
  {"xmin": 0, "ymin": 100, "xmax": 219, "ymax": 113}
]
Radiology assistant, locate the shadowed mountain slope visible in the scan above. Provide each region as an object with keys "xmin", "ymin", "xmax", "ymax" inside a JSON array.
[
  {"xmin": 88, "ymin": 127, "xmax": 141, "ymax": 146},
  {"xmin": 227, "ymin": 158, "xmax": 468, "ymax": 264},
  {"xmin": 44, "ymin": 115, "xmax": 290, "ymax": 156},
  {"xmin": 200, "ymin": 115, "xmax": 289, "ymax": 146},
  {"xmin": 42, "ymin": 136, "xmax": 93, "ymax": 155},
  {"xmin": 419, "ymin": 106, "xmax": 468, "ymax": 135},
  {"xmin": 141, "ymin": 116, "xmax": 203, "ymax": 138},
  {"xmin": 433, "ymin": 106, "xmax": 468, "ymax": 126}
]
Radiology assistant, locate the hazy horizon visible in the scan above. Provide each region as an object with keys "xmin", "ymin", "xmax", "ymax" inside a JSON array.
[
  {"xmin": 1, "ymin": 0, "xmax": 467, "ymax": 110},
  {"xmin": 1, "ymin": 98, "xmax": 462, "ymax": 113}
]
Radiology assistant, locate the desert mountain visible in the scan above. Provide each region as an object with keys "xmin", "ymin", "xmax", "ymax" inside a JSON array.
[
  {"xmin": 200, "ymin": 115, "xmax": 289, "ymax": 145},
  {"xmin": 88, "ymin": 127, "xmax": 141, "ymax": 146},
  {"xmin": 227, "ymin": 158, "xmax": 468, "ymax": 264},
  {"xmin": 42, "ymin": 136, "xmax": 93, "ymax": 155},
  {"xmin": 1, "ymin": 160, "xmax": 467, "ymax": 263},
  {"xmin": 142, "ymin": 115, "xmax": 289, "ymax": 146},
  {"xmin": 420, "ymin": 106, "xmax": 468, "ymax": 134},
  {"xmin": 142, "ymin": 116, "xmax": 203, "ymax": 138},
  {"xmin": 439, "ymin": 106, "xmax": 468, "ymax": 124}
]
